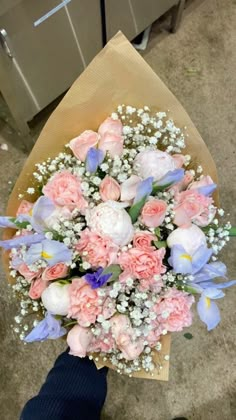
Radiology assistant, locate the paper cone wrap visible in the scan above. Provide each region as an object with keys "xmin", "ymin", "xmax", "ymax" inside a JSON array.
[{"xmin": 2, "ymin": 32, "xmax": 219, "ymax": 381}]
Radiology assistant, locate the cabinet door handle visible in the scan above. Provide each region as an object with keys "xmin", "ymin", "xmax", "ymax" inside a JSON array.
[{"xmin": 0, "ymin": 29, "xmax": 13, "ymax": 58}]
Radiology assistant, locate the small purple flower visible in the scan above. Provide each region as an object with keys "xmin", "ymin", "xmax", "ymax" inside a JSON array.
[
  {"xmin": 86, "ymin": 147, "xmax": 104, "ymax": 173},
  {"xmin": 24, "ymin": 312, "xmax": 66, "ymax": 342},
  {"xmin": 134, "ymin": 177, "xmax": 153, "ymax": 204},
  {"xmin": 84, "ymin": 267, "xmax": 112, "ymax": 289}
]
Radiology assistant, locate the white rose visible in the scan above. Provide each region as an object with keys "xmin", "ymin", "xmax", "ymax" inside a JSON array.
[
  {"xmin": 86, "ymin": 200, "xmax": 134, "ymax": 246},
  {"xmin": 167, "ymin": 224, "xmax": 207, "ymax": 255},
  {"xmin": 41, "ymin": 282, "xmax": 70, "ymax": 316},
  {"xmin": 134, "ymin": 150, "xmax": 176, "ymax": 181}
]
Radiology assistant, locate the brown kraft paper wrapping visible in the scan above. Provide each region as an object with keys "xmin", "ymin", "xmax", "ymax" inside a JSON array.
[{"xmin": 2, "ymin": 32, "xmax": 219, "ymax": 381}]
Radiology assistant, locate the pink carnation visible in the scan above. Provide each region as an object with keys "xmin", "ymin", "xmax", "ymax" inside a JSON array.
[
  {"xmin": 68, "ymin": 278, "xmax": 102, "ymax": 327},
  {"xmin": 153, "ymin": 288, "xmax": 194, "ymax": 332},
  {"xmin": 76, "ymin": 228, "xmax": 119, "ymax": 268},
  {"xmin": 43, "ymin": 170, "xmax": 88, "ymax": 212},
  {"xmin": 139, "ymin": 275, "xmax": 163, "ymax": 293},
  {"xmin": 119, "ymin": 247, "xmax": 166, "ymax": 280}
]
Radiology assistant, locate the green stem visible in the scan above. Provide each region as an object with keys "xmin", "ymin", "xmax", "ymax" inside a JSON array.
[
  {"xmin": 63, "ymin": 321, "xmax": 77, "ymax": 328},
  {"xmin": 229, "ymin": 227, "xmax": 236, "ymax": 236}
]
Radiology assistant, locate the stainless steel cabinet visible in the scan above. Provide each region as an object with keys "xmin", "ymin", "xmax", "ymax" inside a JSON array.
[
  {"xmin": 0, "ymin": 0, "xmax": 103, "ymax": 134},
  {"xmin": 105, "ymin": 0, "xmax": 179, "ymax": 41}
]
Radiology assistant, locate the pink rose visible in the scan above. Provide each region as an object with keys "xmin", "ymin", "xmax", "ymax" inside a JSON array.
[
  {"xmin": 110, "ymin": 314, "xmax": 144, "ymax": 360},
  {"xmin": 153, "ymin": 288, "xmax": 194, "ymax": 332},
  {"xmin": 99, "ymin": 133, "xmax": 123, "ymax": 158},
  {"xmin": 43, "ymin": 170, "xmax": 88, "ymax": 211},
  {"xmin": 170, "ymin": 171, "xmax": 194, "ymax": 194},
  {"xmin": 134, "ymin": 150, "xmax": 177, "ymax": 181},
  {"xmin": 167, "ymin": 224, "xmax": 207, "ymax": 255},
  {"xmin": 189, "ymin": 175, "xmax": 215, "ymax": 191},
  {"xmin": 141, "ymin": 199, "xmax": 167, "ymax": 228},
  {"xmin": 88, "ymin": 330, "xmax": 115, "ymax": 353},
  {"xmin": 16, "ymin": 200, "xmax": 33, "ymax": 216},
  {"xmin": 29, "ymin": 277, "xmax": 49, "ymax": 300},
  {"xmin": 17, "ymin": 263, "xmax": 41, "ymax": 282},
  {"xmin": 120, "ymin": 175, "xmax": 141, "ymax": 202},
  {"xmin": 119, "ymin": 247, "xmax": 166, "ymax": 280},
  {"xmin": 67, "ymin": 324, "xmax": 93, "ymax": 357},
  {"xmin": 174, "ymin": 190, "xmax": 215, "ymax": 227},
  {"xmin": 76, "ymin": 228, "xmax": 119, "ymax": 268},
  {"xmin": 69, "ymin": 130, "xmax": 99, "ymax": 161},
  {"xmin": 68, "ymin": 278, "xmax": 102, "ymax": 327},
  {"xmin": 98, "ymin": 117, "xmax": 123, "ymax": 158},
  {"xmin": 98, "ymin": 117, "xmax": 123, "ymax": 137},
  {"xmin": 133, "ymin": 231, "xmax": 156, "ymax": 252},
  {"xmin": 99, "ymin": 176, "xmax": 121, "ymax": 202},
  {"xmin": 172, "ymin": 154, "xmax": 185, "ymax": 168},
  {"xmin": 42, "ymin": 263, "xmax": 68, "ymax": 281}
]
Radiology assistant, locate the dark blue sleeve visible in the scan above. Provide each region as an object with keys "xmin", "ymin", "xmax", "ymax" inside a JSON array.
[{"xmin": 20, "ymin": 350, "xmax": 108, "ymax": 420}]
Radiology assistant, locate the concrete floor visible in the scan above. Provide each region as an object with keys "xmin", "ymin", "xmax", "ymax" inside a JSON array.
[{"xmin": 0, "ymin": 0, "xmax": 236, "ymax": 419}]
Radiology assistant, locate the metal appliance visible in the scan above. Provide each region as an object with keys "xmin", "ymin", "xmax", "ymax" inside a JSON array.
[
  {"xmin": 0, "ymin": 0, "xmax": 103, "ymax": 134},
  {"xmin": 104, "ymin": 0, "xmax": 184, "ymax": 41}
]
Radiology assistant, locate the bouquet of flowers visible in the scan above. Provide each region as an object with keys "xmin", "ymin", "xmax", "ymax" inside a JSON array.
[{"xmin": 1, "ymin": 33, "xmax": 235, "ymax": 380}]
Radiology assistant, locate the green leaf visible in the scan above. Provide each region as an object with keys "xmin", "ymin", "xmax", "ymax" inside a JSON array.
[
  {"xmin": 102, "ymin": 264, "xmax": 122, "ymax": 282},
  {"xmin": 229, "ymin": 227, "xmax": 236, "ymax": 236},
  {"xmin": 153, "ymin": 240, "xmax": 167, "ymax": 249},
  {"xmin": 9, "ymin": 217, "xmax": 29, "ymax": 229},
  {"xmin": 152, "ymin": 183, "xmax": 172, "ymax": 195},
  {"xmin": 154, "ymin": 227, "xmax": 161, "ymax": 237},
  {"xmin": 183, "ymin": 285, "xmax": 199, "ymax": 295},
  {"xmin": 184, "ymin": 332, "xmax": 193, "ymax": 340},
  {"xmin": 129, "ymin": 196, "xmax": 147, "ymax": 223}
]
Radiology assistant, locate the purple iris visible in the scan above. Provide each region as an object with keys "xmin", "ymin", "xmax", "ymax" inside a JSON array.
[
  {"xmin": 168, "ymin": 244, "xmax": 212, "ymax": 275},
  {"xmin": 0, "ymin": 196, "xmax": 55, "ymax": 234},
  {"xmin": 194, "ymin": 184, "xmax": 217, "ymax": 196},
  {"xmin": 186, "ymin": 262, "xmax": 236, "ymax": 330},
  {"xmin": 0, "ymin": 217, "xmax": 19, "ymax": 228},
  {"xmin": 86, "ymin": 147, "xmax": 104, "ymax": 173},
  {"xmin": 134, "ymin": 177, "xmax": 153, "ymax": 204},
  {"xmin": 30, "ymin": 196, "xmax": 55, "ymax": 232},
  {"xmin": 24, "ymin": 312, "xmax": 66, "ymax": 342},
  {"xmin": 84, "ymin": 267, "xmax": 112, "ymax": 289},
  {"xmin": 24, "ymin": 239, "xmax": 72, "ymax": 267},
  {"xmin": 0, "ymin": 233, "xmax": 45, "ymax": 250},
  {"xmin": 156, "ymin": 168, "xmax": 184, "ymax": 187}
]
